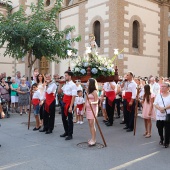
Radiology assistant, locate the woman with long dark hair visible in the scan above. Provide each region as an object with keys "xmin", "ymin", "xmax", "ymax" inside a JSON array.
[
  {"xmin": 141, "ymin": 84, "xmax": 155, "ymax": 138},
  {"xmin": 85, "ymin": 78, "xmax": 98, "ymax": 146},
  {"xmin": 36, "ymin": 74, "xmax": 45, "ymax": 127}
]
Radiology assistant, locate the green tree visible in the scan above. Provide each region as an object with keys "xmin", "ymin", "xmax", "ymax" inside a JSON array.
[{"xmin": 0, "ymin": 0, "xmax": 80, "ymax": 79}]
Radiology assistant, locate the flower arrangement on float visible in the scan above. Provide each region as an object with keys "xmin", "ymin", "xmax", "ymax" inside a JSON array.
[
  {"xmin": 72, "ymin": 53, "xmax": 115, "ymax": 78},
  {"xmin": 67, "ymin": 48, "xmax": 124, "ymax": 82}
]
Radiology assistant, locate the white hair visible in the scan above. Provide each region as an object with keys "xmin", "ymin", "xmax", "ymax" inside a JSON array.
[{"xmin": 11, "ymin": 77, "xmax": 16, "ymax": 82}]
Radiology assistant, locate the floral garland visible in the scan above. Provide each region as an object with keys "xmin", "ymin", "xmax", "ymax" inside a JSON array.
[{"xmin": 72, "ymin": 54, "xmax": 115, "ymax": 78}]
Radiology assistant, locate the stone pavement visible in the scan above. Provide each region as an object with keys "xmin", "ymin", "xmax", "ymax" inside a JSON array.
[{"xmin": 0, "ymin": 111, "xmax": 169, "ymax": 170}]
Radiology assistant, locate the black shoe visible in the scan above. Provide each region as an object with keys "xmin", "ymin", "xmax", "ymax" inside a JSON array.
[
  {"xmin": 126, "ymin": 129, "xmax": 133, "ymax": 132},
  {"xmin": 123, "ymin": 127, "xmax": 128, "ymax": 130},
  {"xmin": 33, "ymin": 127, "xmax": 41, "ymax": 131},
  {"xmin": 60, "ymin": 133, "xmax": 68, "ymax": 137},
  {"xmin": 159, "ymin": 140, "xmax": 163, "ymax": 145},
  {"xmin": 120, "ymin": 121, "xmax": 125, "ymax": 124},
  {"xmin": 103, "ymin": 120, "xmax": 108, "ymax": 123},
  {"xmin": 164, "ymin": 144, "xmax": 169, "ymax": 148},
  {"xmin": 116, "ymin": 116, "xmax": 120, "ymax": 119},
  {"xmin": 45, "ymin": 130, "xmax": 52, "ymax": 134},
  {"xmin": 39, "ymin": 129, "xmax": 46, "ymax": 132},
  {"xmin": 106, "ymin": 122, "xmax": 113, "ymax": 126},
  {"xmin": 65, "ymin": 136, "xmax": 73, "ymax": 140}
]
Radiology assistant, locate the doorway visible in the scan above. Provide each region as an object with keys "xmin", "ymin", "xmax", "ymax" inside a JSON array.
[{"xmin": 40, "ymin": 57, "xmax": 49, "ymax": 74}]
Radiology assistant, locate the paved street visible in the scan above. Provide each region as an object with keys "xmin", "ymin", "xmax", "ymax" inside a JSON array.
[{"xmin": 0, "ymin": 110, "xmax": 169, "ymax": 170}]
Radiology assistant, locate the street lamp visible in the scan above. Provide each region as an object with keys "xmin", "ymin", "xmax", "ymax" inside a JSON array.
[
  {"xmin": 114, "ymin": 49, "xmax": 119, "ymax": 55},
  {"xmin": 67, "ymin": 50, "xmax": 72, "ymax": 71},
  {"xmin": 113, "ymin": 48, "xmax": 119, "ymax": 76}
]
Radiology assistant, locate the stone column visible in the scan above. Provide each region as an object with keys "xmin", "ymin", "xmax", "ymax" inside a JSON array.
[{"xmin": 160, "ymin": 4, "xmax": 169, "ymax": 76}]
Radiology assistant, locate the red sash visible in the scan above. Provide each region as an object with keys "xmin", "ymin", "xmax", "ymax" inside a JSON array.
[
  {"xmin": 44, "ymin": 93, "xmax": 55, "ymax": 113},
  {"xmin": 105, "ymin": 91, "xmax": 116, "ymax": 106},
  {"xmin": 77, "ymin": 104, "xmax": 84, "ymax": 111},
  {"xmin": 124, "ymin": 92, "xmax": 132, "ymax": 111},
  {"xmin": 32, "ymin": 99, "xmax": 40, "ymax": 106},
  {"xmin": 63, "ymin": 94, "xmax": 72, "ymax": 116}
]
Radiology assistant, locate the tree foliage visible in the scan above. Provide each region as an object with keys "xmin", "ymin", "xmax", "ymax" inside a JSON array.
[{"xmin": 0, "ymin": 0, "xmax": 80, "ymax": 71}]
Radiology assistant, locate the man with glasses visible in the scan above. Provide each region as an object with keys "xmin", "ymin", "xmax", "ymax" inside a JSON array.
[{"xmin": 121, "ymin": 72, "xmax": 137, "ymax": 132}]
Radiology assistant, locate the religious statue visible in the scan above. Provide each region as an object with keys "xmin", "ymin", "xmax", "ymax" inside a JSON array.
[{"xmin": 89, "ymin": 34, "xmax": 98, "ymax": 54}]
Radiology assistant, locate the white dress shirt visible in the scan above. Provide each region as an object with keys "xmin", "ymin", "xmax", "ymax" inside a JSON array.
[
  {"xmin": 154, "ymin": 94, "xmax": 170, "ymax": 120},
  {"xmin": 103, "ymin": 82, "xmax": 116, "ymax": 92},
  {"xmin": 75, "ymin": 96, "xmax": 85, "ymax": 105},
  {"xmin": 46, "ymin": 82, "xmax": 57, "ymax": 94},
  {"xmin": 150, "ymin": 82, "xmax": 160, "ymax": 96},
  {"xmin": 77, "ymin": 85, "xmax": 83, "ymax": 91},
  {"xmin": 124, "ymin": 80, "xmax": 137, "ymax": 99},
  {"xmin": 32, "ymin": 90, "xmax": 44, "ymax": 101},
  {"xmin": 62, "ymin": 80, "xmax": 77, "ymax": 96}
]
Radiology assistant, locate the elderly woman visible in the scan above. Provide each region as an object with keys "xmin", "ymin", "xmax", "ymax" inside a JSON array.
[
  {"xmin": 10, "ymin": 78, "xmax": 19, "ymax": 113},
  {"xmin": 154, "ymin": 82, "xmax": 170, "ymax": 148},
  {"xmin": 17, "ymin": 78, "xmax": 29, "ymax": 115}
]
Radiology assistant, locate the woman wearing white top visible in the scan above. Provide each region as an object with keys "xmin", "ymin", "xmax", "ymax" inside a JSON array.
[
  {"xmin": 36, "ymin": 74, "xmax": 46, "ymax": 127},
  {"xmin": 154, "ymin": 82, "xmax": 170, "ymax": 148}
]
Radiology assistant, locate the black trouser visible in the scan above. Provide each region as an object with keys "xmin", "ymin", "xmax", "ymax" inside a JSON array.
[
  {"xmin": 106, "ymin": 97, "xmax": 115, "ymax": 125},
  {"xmin": 123, "ymin": 99, "xmax": 135, "ymax": 130},
  {"xmin": 61, "ymin": 105, "xmax": 73, "ymax": 136},
  {"xmin": 43, "ymin": 100, "xmax": 56, "ymax": 131},
  {"xmin": 40, "ymin": 103, "xmax": 44, "ymax": 120},
  {"xmin": 156, "ymin": 120, "xmax": 170, "ymax": 145},
  {"xmin": 114, "ymin": 99, "xmax": 121, "ymax": 116}
]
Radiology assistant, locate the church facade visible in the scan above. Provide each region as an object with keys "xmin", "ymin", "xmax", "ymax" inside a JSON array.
[{"xmin": 0, "ymin": 0, "xmax": 170, "ymax": 77}]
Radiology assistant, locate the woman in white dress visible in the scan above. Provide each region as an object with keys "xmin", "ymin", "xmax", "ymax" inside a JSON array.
[{"xmin": 36, "ymin": 74, "xmax": 46, "ymax": 127}]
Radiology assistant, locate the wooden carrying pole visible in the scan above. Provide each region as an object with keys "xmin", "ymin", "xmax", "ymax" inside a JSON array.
[
  {"xmin": 133, "ymin": 86, "xmax": 141, "ymax": 136},
  {"xmin": 85, "ymin": 92, "xmax": 107, "ymax": 147},
  {"xmin": 28, "ymin": 90, "xmax": 33, "ymax": 130}
]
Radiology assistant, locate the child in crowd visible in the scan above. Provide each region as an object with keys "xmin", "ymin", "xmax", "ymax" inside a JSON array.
[
  {"xmin": 100, "ymin": 91, "xmax": 108, "ymax": 123},
  {"xmin": 75, "ymin": 90, "xmax": 85, "ymax": 124},
  {"xmin": 141, "ymin": 84, "xmax": 155, "ymax": 138},
  {"xmin": 31, "ymin": 83, "xmax": 44, "ymax": 131}
]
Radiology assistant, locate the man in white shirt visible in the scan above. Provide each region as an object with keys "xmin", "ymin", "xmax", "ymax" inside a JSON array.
[
  {"xmin": 121, "ymin": 71, "xmax": 137, "ymax": 132},
  {"xmin": 149, "ymin": 77, "xmax": 160, "ymax": 96},
  {"xmin": 101, "ymin": 81, "xmax": 116, "ymax": 126},
  {"xmin": 58, "ymin": 71, "xmax": 77, "ymax": 140},
  {"xmin": 39, "ymin": 74, "xmax": 57, "ymax": 134}
]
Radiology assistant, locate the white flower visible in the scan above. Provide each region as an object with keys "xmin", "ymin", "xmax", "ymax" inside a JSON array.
[
  {"xmin": 91, "ymin": 68, "xmax": 98, "ymax": 74},
  {"xmin": 75, "ymin": 67, "xmax": 80, "ymax": 72},
  {"xmin": 108, "ymin": 68, "xmax": 114, "ymax": 72},
  {"xmin": 80, "ymin": 69, "xmax": 86, "ymax": 75},
  {"xmin": 103, "ymin": 68, "xmax": 107, "ymax": 71},
  {"xmin": 83, "ymin": 62, "xmax": 88, "ymax": 67}
]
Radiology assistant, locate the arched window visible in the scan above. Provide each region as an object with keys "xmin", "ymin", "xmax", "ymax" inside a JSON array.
[
  {"xmin": 168, "ymin": 24, "xmax": 170, "ymax": 37},
  {"xmin": 93, "ymin": 21, "xmax": 101, "ymax": 47},
  {"xmin": 45, "ymin": 0, "xmax": 50, "ymax": 7},
  {"xmin": 66, "ymin": 32, "xmax": 71, "ymax": 47},
  {"xmin": 132, "ymin": 20, "xmax": 139, "ymax": 48}
]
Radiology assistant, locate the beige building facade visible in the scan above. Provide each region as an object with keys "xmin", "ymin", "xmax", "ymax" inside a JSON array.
[{"xmin": 0, "ymin": 0, "xmax": 170, "ymax": 77}]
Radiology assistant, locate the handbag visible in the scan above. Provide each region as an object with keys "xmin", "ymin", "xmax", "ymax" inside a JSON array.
[{"xmin": 160, "ymin": 95, "xmax": 170, "ymax": 122}]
